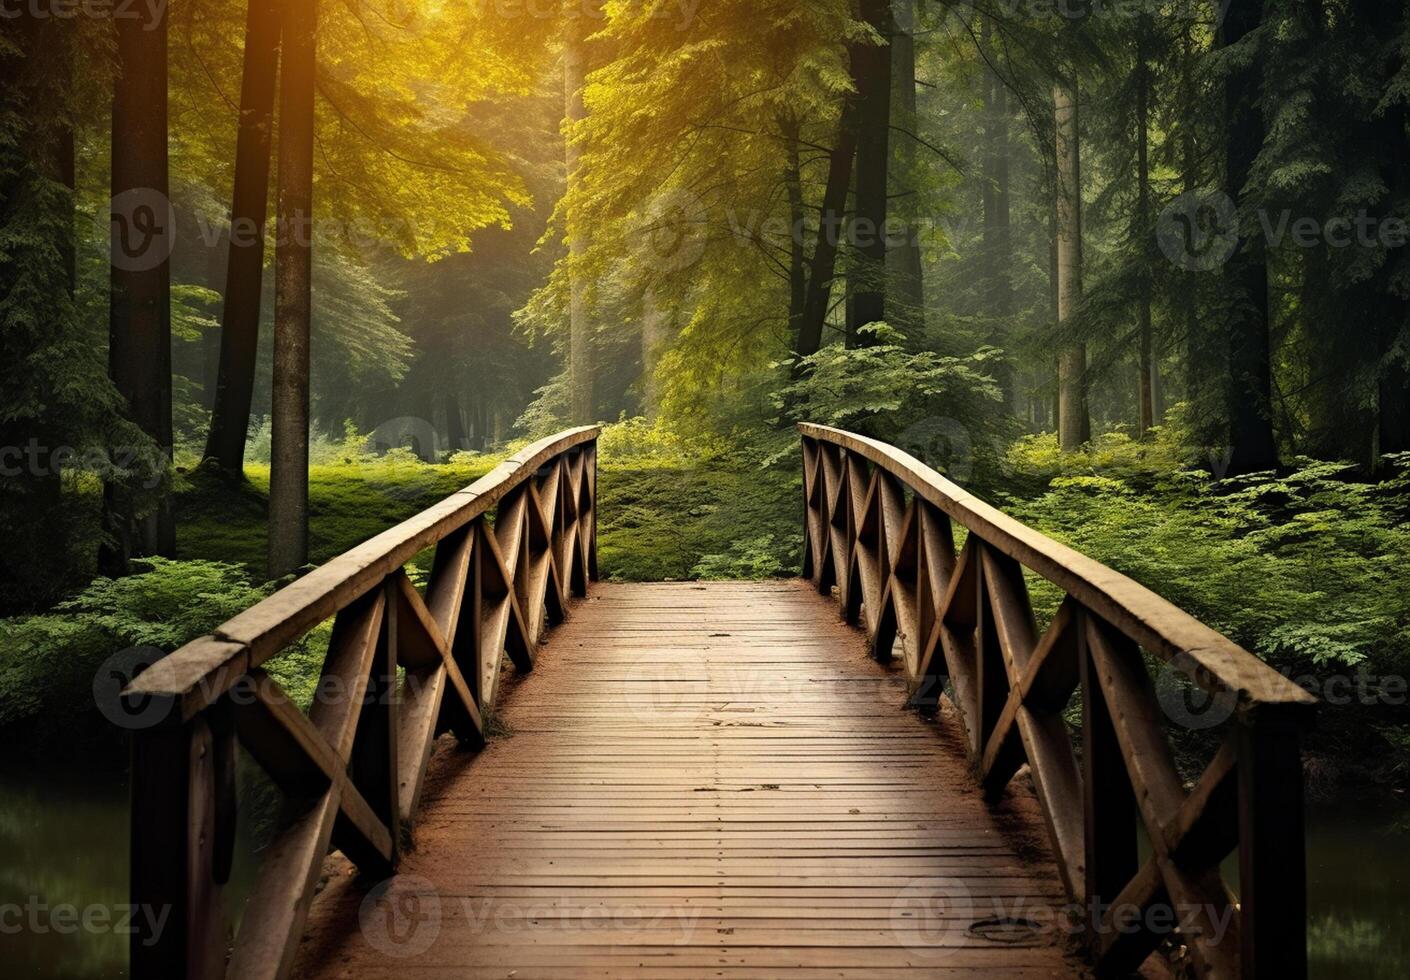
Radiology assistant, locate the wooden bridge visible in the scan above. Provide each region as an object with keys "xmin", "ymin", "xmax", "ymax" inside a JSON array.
[{"xmin": 121, "ymin": 425, "xmax": 1317, "ymax": 979}]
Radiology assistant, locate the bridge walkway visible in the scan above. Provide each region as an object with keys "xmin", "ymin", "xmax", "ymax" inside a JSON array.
[{"xmin": 294, "ymin": 581, "xmax": 1087, "ymax": 978}]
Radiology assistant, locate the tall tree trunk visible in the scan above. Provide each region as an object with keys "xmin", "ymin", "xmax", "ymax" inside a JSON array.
[
  {"xmin": 1135, "ymin": 21, "xmax": 1155, "ymax": 438},
  {"xmin": 783, "ymin": 117, "xmax": 808, "ymax": 344},
  {"xmin": 888, "ymin": 0, "xmax": 924, "ymax": 333},
  {"xmin": 564, "ymin": 11, "xmax": 594, "ymax": 423},
  {"xmin": 57, "ymin": 125, "xmax": 76, "ymax": 293},
  {"xmin": 847, "ymin": 0, "xmax": 893, "ymax": 341},
  {"xmin": 104, "ymin": 0, "xmax": 174, "ymax": 573},
  {"xmin": 1356, "ymin": 0, "xmax": 1409, "ymax": 462},
  {"xmin": 797, "ymin": 99, "xmax": 860, "ymax": 359},
  {"xmin": 267, "ymin": 0, "xmax": 316, "ymax": 578},
  {"xmin": 1222, "ymin": 0, "xmax": 1279, "ymax": 474},
  {"xmin": 982, "ymin": 17, "xmax": 1014, "ymax": 409},
  {"xmin": 1054, "ymin": 78, "xmax": 1089, "ymax": 451},
  {"xmin": 201, "ymin": 235, "xmax": 224, "ymax": 411},
  {"xmin": 205, "ymin": 0, "xmax": 282, "ymax": 474},
  {"xmin": 1380, "ymin": 113, "xmax": 1410, "ymax": 456},
  {"xmin": 444, "ymin": 391, "xmax": 466, "ymax": 452},
  {"xmin": 1178, "ymin": 21, "xmax": 1219, "ymax": 449},
  {"xmin": 641, "ymin": 289, "xmax": 668, "ymax": 419}
]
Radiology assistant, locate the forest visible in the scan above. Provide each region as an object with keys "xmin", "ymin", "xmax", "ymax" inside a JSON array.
[{"xmin": 2, "ymin": 0, "xmax": 1409, "ymax": 976}]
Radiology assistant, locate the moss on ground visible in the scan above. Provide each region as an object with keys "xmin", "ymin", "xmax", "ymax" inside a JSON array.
[
  {"xmin": 596, "ymin": 463, "xmax": 801, "ymax": 581},
  {"xmin": 174, "ymin": 457, "xmax": 802, "ymax": 584},
  {"xmin": 175, "ymin": 459, "xmax": 498, "ymax": 576}
]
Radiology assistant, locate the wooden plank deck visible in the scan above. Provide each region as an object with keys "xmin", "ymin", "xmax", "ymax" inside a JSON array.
[{"xmin": 294, "ymin": 581, "xmax": 1089, "ymax": 978}]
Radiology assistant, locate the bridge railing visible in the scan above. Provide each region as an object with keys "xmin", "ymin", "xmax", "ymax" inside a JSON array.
[
  {"xmin": 120, "ymin": 426, "xmax": 599, "ymax": 980},
  {"xmin": 798, "ymin": 423, "xmax": 1316, "ymax": 980}
]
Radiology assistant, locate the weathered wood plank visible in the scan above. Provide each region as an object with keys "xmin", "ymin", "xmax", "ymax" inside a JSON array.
[
  {"xmin": 796, "ymin": 424, "xmax": 1314, "ymax": 721},
  {"xmin": 123, "ymin": 426, "xmax": 601, "ymax": 712},
  {"xmin": 295, "ymin": 583, "xmax": 1087, "ymax": 979}
]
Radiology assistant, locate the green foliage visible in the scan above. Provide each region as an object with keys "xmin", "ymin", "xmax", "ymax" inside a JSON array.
[
  {"xmin": 596, "ymin": 457, "xmax": 799, "ymax": 582},
  {"xmin": 0, "ymin": 559, "xmax": 267, "ymax": 755},
  {"xmin": 177, "ymin": 454, "xmax": 498, "ymax": 575},
  {"xmin": 54, "ymin": 557, "xmax": 267, "ymax": 650},
  {"xmin": 691, "ymin": 535, "xmax": 787, "ymax": 580},
  {"xmin": 0, "ymin": 556, "xmax": 341, "ymax": 760},
  {"xmin": 1005, "ymin": 459, "xmax": 1410, "ymax": 674},
  {"xmin": 1001, "ymin": 403, "xmax": 1200, "ymax": 493},
  {"xmin": 596, "ymin": 416, "xmax": 732, "ymax": 467},
  {"xmin": 771, "ymin": 324, "xmax": 1012, "ymax": 475}
]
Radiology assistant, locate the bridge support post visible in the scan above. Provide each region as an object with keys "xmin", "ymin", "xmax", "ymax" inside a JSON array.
[
  {"xmin": 1237, "ymin": 719, "xmax": 1308, "ymax": 978},
  {"xmin": 1079, "ymin": 613, "xmax": 1139, "ymax": 956},
  {"xmin": 129, "ymin": 713, "xmax": 230, "ymax": 980}
]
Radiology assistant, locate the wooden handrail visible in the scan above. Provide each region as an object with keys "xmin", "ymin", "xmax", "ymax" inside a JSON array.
[
  {"xmin": 121, "ymin": 426, "xmax": 600, "ymax": 979},
  {"xmin": 798, "ymin": 423, "xmax": 1315, "ymax": 980}
]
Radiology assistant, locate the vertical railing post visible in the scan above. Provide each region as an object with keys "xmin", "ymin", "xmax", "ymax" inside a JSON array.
[
  {"xmin": 347, "ymin": 578, "xmax": 400, "ymax": 875},
  {"xmin": 1237, "ymin": 717, "xmax": 1308, "ymax": 978},
  {"xmin": 1078, "ymin": 609, "xmax": 1138, "ymax": 951},
  {"xmin": 800, "ymin": 435, "xmax": 813, "ymax": 581},
  {"xmin": 587, "ymin": 440, "xmax": 599, "ymax": 581},
  {"xmin": 972, "ymin": 544, "xmax": 1008, "ymax": 757},
  {"xmin": 129, "ymin": 714, "xmax": 227, "ymax": 979}
]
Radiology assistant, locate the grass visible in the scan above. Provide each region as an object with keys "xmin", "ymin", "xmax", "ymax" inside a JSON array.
[
  {"xmin": 175, "ymin": 457, "xmax": 499, "ymax": 574},
  {"xmin": 174, "ymin": 454, "xmax": 802, "ymax": 585}
]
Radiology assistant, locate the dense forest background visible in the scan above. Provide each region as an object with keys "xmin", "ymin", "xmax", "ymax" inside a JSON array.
[
  {"xmin": 4, "ymin": 0, "xmax": 1410, "ymax": 813},
  {"xmin": 6, "ymin": 1, "xmax": 1410, "ymax": 975}
]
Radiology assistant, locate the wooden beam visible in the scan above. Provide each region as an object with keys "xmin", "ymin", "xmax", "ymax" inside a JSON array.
[
  {"xmin": 129, "ymin": 717, "xmax": 226, "ymax": 980},
  {"xmin": 123, "ymin": 426, "xmax": 602, "ymax": 714},
  {"xmin": 1238, "ymin": 720, "xmax": 1308, "ymax": 978},
  {"xmin": 1081, "ymin": 609, "xmax": 1139, "ymax": 942},
  {"xmin": 231, "ymin": 670, "xmax": 393, "ymax": 865},
  {"xmin": 226, "ymin": 789, "xmax": 341, "ymax": 980},
  {"xmin": 795, "ymin": 423, "xmax": 1315, "ymax": 722}
]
